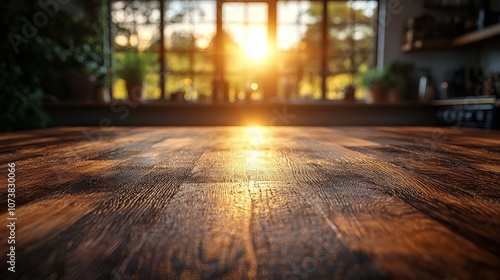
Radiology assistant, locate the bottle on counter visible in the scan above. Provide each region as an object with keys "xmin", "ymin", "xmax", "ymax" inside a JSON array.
[{"xmin": 418, "ymin": 69, "xmax": 437, "ymax": 102}]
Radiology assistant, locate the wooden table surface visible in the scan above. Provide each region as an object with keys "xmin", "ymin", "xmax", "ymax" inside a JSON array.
[{"xmin": 0, "ymin": 126, "xmax": 499, "ymax": 279}]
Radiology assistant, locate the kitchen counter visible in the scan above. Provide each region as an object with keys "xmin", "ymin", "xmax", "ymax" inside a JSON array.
[
  {"xmin": 0, "ymin": 126, "xmax": 499, "ymax": 279},
  {"xmin": 44, "ymin": 101, "xmax": 438, "ymax": 126}
]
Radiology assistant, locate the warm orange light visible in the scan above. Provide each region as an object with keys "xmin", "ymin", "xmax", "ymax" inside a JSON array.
[
  {"xmin": 129, "ymin": 34, "xmax": 138, "ymax": 47},
  {"xmin": 246, "ymin": 126, "xmax": 265, "ymax": 146},
  {"xmin": 244, "ymin": 44, "xmax": 268, "ymax": 60},
  {"xmin": 246, "ymin": 126, "xmax": 267, "ymax": 166},
  {"xmin": 115, "ymin": 35, "xmax": 128, "ymax": 46},
  {"xmin": 250, "ymin": 83, "xmax": 259, "ymax": 91},
  {"xmin": 243, "ymin": 28, "xmax": 269, "ymax": 60}
]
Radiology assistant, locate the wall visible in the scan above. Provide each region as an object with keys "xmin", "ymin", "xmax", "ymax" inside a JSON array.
[{"xmin": 379, "ymin": 0, "xmax": 499, "ymax": 98}]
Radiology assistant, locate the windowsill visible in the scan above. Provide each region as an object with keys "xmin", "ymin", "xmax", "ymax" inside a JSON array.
[
  {"xmin": 44, "ymin": 100, "xmax": 438, "ymax": 127},
  {"xmin": 44, "ymin": 99, "xmax": 433, "ymax": 108}
]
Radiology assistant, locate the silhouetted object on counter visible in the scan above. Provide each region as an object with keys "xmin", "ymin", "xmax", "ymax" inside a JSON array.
[
  {"xmin": 441, "ymin": 67, "xmax": 497, "ymax": 98},
  {"xmin": 418, "ymin": 69, "xmax": 437, "ymax": 102},
  {"xmin": 212, "ymin": 79, "xmax": 229, "ymax": 102},
  {"xmin": 343, "ymin": 84, "xmax": 356, "ymax": 102}
]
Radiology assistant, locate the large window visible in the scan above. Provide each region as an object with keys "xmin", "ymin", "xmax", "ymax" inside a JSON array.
[{"xmin": 110, "ymin": 0, "xmax": 378, "ymax": 102}]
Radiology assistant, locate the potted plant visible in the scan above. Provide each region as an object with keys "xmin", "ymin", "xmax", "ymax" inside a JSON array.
[
  {"xmin": 67, "ymin": 43, "xmax": 107, "ymax": 101},
  {"xmin": 116, "ymin": 51, "xmax": 147, "ymax": 103},
  {"xmin": 386, "ymin": 73, "xmax": 406, "ymax": 103},
  {"xmin": 342, "ymin": 79, "xmax": 356, "ymax": 102},
  {"xmin": 386, "ymin": 60, "xmax": 414, "ymax": 103},
  {"xmin": 360, "ymin": 68, "xmax": 388, "ymax": 104}
]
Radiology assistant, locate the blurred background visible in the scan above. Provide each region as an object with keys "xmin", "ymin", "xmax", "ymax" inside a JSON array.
[{"xmin": 1, "ymin": 0, "xmax": 499, "ymax": 131}]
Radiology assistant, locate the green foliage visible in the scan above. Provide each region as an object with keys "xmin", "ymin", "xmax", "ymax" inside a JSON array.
[
  {"xmin": 387, "ymin": 60, "xmax": 414, "ymax": 76},
  {"xmin": 359, "ymin": 68, "xmax": 389, "ymax": 88},
  {"xmin": 386, "ymin": 73, "xmax": 406, "ymax": 91},
  {"xmin": 0, "ymin": 0, "xmax": 109, "ymax": 131},
  {"xmin": 0, "ymin": 62, "xmax": 52, "ymax": 132},
  {"xmin": 115, "ymin": 52, "xmax": 149, "ymax": 84},
  {"xmin": 301, "ymin": 2, "xmax": 377, "ymax": 73},
  {"xmin": 0, "ymin": 1, "xmax": 53, "ymax": 131},
  {"xmin": 386, "ymin": 60, "xmax": 414, "ymax": 91},
  {"xmin": 360, "ymin": 60, "xmax": 414, "ymax": 91}
]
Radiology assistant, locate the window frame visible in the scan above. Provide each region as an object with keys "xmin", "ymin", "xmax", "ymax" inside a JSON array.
[{"xmin": 109, "ymin": 0, "xmax": 379, "ymax": 102}]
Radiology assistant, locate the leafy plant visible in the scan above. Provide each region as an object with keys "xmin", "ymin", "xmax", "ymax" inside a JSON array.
[
  {"xmin": 0, "ymin": 62, "xmax": 52, "ymax": 132},
  {"xmin": 387, "ymin": 60, "xmax": 414, "ymax": 76},
  {"xmin": 386, "ymin": 73, "xmax": 407, "ymax": 91},
  {"xmin": 115, "ymin": 52, "xmax": 149, "ymax": 85},
  {"xmin": 0, "ymin": 0, "xmax": 109, "ymax": 131},
  {"xmin": 386, "ymin": 60, "xmax": 414, "ymax": 91},
  {"xmin": 359, "ymin": 68, "xmax": 389, "ymax": 88}
]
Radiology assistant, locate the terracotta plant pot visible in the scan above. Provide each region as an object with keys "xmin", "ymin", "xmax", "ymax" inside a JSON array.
[
  {"xmin": 388, "ymin": 89, "xmax": 404, "ymax": 103},
  {"xmin": 126, "ymin": 82, "xmax": 144, "ymax": 103},
  {"xmin": 368, "ymin": 86, "xmax": 387, "ymax": 104}
]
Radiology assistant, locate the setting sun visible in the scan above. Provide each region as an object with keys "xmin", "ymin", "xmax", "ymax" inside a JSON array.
[
  {"xmin": 244, "ymin": 34, "xmax": 269, "ymax": 60},
  {"xmin": 228, "ymin": 26, "xmax": 269, "ymax": 61}
]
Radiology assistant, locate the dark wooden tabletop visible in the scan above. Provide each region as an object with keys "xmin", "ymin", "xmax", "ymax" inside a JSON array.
[{"xmin": 0, "ymin": 126, "xmax": 499, "ymax": 279}]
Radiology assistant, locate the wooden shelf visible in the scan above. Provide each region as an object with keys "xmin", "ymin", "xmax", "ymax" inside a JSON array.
[
  {"xmin": 401, "ymin": 22, "xmax": 500, "ymax": 52},
  {"xmin": 452, "ymin": 22, "xmax": 500, "ymax": 47},
  {"xmin": 401, "ymin": 39, "xmax": 451, "ymax": 52}
]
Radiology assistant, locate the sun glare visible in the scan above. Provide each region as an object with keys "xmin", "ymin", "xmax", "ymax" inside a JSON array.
[
  {"xmin": 244, "ymin": 42, "xmax": 268, "ymax": 60},
  {"xmin": 243, "ymin": 30, "xmax": 269, "ymax": 60},
  {"xmin": 246, "ymin": 126, "xmax": 266, "ymax": 146}
]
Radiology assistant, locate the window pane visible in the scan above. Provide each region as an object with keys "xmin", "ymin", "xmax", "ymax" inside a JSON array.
[
  {"xmin": 193, "ymin": 1, "xmax": 216, "ymax": 23},
  {"xmin": 166, "ymin": 53, "xmax": 190, "ymax": 72},
  {"xmin": 191, "ymin": 75, "xmax": 213, "ymax": 102},
  {"xmin": 166, "ymin": 24, "xmax": 194, "ymax": 50},
  {"xmin": 248, "ymin": 4, "xmax": 268, "ymax": 23},
  {"xmin": 111, "ymin": 0, "xmax": 161, "ymax": 100},
  {"xmin": 223, "ymin": 1, "xmax": 268, "ymax": 75},
  {"xmin": 193, "ymin": 23, "xmax": 216, "ymax": 50},
  {"xmin": 112, "ymin": 1, "xmax": 161, "ymax": 51},
  {"xmin": 326, "ymin": 73, "xmax": 353, "ymax": 100},
  {"xmin": 193, "ymin": 52, "xmax": 214, "ymax": 73},
  {"xmin": 223, "ymin": 3, "xmax": 245, "ymax": 23},
  {"xmin": 277, "ymin": 1, "xmax": 322, "ymax": 51},
  {"xmin": 162, "ymin": 1, "xmax": 216, "ymax": 102},
  {"xmin": 112, "ymin": 51, "xmax": 159, "ymax": 100},
  {"xmin": 165, "ymin": 75, "xmax": 214, "ymax": 102},
  {"xmin": 165, "ymin": 75, "xmax": 191, "ymax": 100},
  {"xmin": 298, "ymin": 73, "xmax": 322, "ymax": 100},
  {"xmin": 327, "ymin": 0, "xmax": 378, "ymax": 96},
  {"xmin": 111, "ymin": 0, "xmax": 378, "ymax": 102}
]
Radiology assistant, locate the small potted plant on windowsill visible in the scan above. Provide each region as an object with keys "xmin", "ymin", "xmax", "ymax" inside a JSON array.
[
  {"xmin": 342, "ymin": 80, "xmax": 356, "ymax": 102},
  {"xmin": 116, "ymin": 51, "xmax": 147, "ymax": 103},
  {"xmin": 360, "ymin": 68, "xmax": 388, "ymax": 104}
]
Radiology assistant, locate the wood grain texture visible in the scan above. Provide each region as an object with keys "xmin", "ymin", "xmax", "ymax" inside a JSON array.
[{"xmin": 0, "ymin": 126, "xmax": 499, "ymax": 279}]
